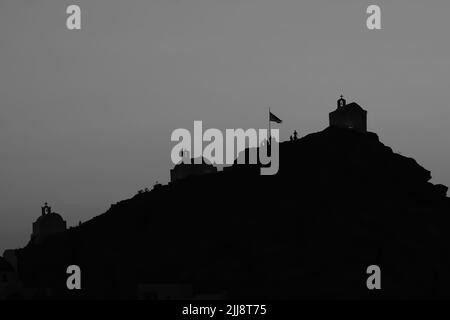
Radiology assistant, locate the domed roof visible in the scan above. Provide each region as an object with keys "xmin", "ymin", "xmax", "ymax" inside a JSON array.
[
  {"xmin": 174, "ymin": 156, "xmax": 215, "ymax": 167},
  {"xmin": 0, "ymin": 256, "xmax": 14, "ymax": 272},
  {"xmin": 36, "ymin": 212, "xmax": 65, "ymax": 224}
]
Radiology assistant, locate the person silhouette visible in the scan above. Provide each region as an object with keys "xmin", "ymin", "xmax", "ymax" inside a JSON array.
[
  {"xmin": 293, "ymin": 130, "xmax": 298, "ymax": 141},
  {"xmin": 290, "ymin": 135, "xmax": 293, "ymax": 141}
]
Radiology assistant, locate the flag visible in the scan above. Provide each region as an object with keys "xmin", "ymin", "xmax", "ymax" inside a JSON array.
[{"xmin": 269, "ymin": 111, "xmax": 282, "ymax": 124}]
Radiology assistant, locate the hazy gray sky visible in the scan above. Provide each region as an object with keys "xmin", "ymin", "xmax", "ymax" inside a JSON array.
[{"xmin": 1, "ymin": 0, "xmax": 450, "ymax": 253}]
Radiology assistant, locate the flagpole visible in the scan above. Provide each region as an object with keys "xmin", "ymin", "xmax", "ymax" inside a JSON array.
[{"xmin": 268, "ymin": 106, "xmax": 271, "ymax": 144}]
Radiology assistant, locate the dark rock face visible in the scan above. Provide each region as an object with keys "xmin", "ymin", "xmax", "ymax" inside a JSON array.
[
  {"xmin": 15, "ymin": 127, "xmax": 450, "ymax": 299},
  {"xmin": 0, "ymin": 257, "xmax": 14, "ymax": 273}
]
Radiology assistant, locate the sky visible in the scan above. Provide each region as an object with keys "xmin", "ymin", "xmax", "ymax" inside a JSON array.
[{"xmin": 1, "ymin": 0, "xmax": 450, "ymax": 253}]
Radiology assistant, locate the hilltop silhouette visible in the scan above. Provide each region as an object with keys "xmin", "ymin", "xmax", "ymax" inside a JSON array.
[{"xmin": 7, "ymin": 126, "xmax": 450, "ymax": 299}]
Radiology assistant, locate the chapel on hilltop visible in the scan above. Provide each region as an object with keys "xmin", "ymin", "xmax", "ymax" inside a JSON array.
[
  {"xmin": 170, "ymin": 150, "xmax": 217, "ymax": 183},
  {"xmin": 329, "ymin": 95, "xmax": 367, "ymax": 133},
  {"xmin": 31, "ymin": 202, "xmax": 67, "ymax": 244}
]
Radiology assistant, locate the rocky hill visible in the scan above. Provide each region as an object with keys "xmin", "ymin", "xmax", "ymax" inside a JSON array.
[{"xmin": 14, "ymin": 127, "xmax": 450, "ymax": 299}]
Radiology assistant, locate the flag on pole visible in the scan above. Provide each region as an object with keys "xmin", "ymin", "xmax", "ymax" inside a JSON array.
[{"xmin": 269, "ymin": 111, "xmax": 282, "ymax": 123}]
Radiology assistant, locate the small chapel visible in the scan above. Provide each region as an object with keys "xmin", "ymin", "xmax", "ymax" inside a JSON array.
[
  {"xmin": 31, "ymin": 202, "xmax": 67, "ymax": 244},
  {"xmin": 170, "ymin": 150, "xmax": 217, "ymax": 183},
  {"xmin": 329, "ymin": 95, "xmax": 367, "ymax": 133}
]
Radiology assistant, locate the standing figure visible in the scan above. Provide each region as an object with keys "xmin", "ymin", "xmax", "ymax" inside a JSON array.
[{"xmin": 293, "ymin": 130, "xmax": 298, "ymax": 141}]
